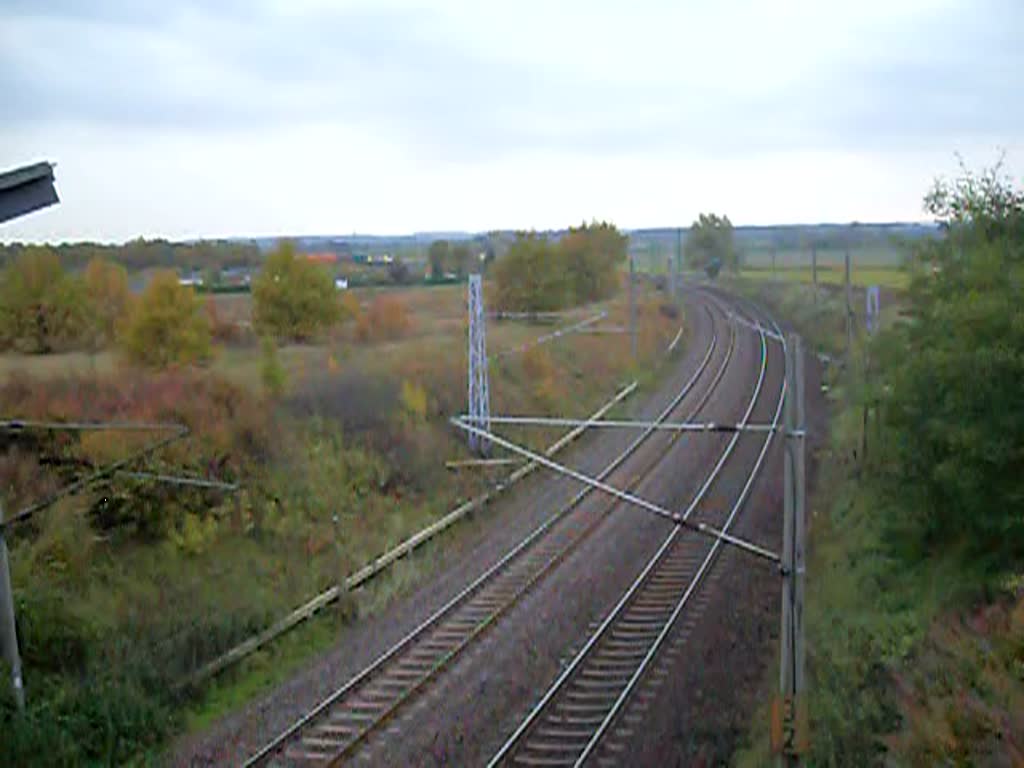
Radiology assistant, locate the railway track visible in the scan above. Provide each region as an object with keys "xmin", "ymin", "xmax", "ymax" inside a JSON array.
[
  {"xmin": 487, "ymin": 301, "xmax": 786, "ymax": 767},
  {"xmin": 245, "ymin": 293, "xmax": 738, "ymax": 767}
]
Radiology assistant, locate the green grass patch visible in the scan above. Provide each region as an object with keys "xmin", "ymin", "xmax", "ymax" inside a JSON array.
[{"xmin": 738, "ymin": 265, "xmax": 909, "ymax": 290}]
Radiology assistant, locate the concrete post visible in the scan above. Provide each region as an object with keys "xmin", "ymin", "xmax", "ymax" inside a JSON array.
[
  {"xmin": 844, "ymin": 244, "xmax": 853, "ymax": 356},
  {"xmin": 811, "ymin": 245, "xmax": 818, "ymax": 307},
  {"xmin": 629, "ymin": 254, "xmax": 638, "ymax": 360},
  {"xmin": 778, "ymin": 335, "xmax": 806, "ymax": 766},
  {"xmin": 0, "ymin": 502, "xmax": 25, "ymax": 711}
]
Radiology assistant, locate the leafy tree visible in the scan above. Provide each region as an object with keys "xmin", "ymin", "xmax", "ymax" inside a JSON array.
[
  {"xmin": 492, "ymin": 232, "xmax": 572, "ymax": 312},
  {"xmin": 561, "ymin": 221, "xmax": 627, "ymax": 303},
  {"xmin": 874, "ymin": 161, "xmax": 1024, "ymax": 573},
  {"xmin": 252, "ymin": 241, "xmax": 341, "ymax": 340},
  {"xmin": 388, "ymin": 258, "xmax": 412, "ymax": 284},
  {"xmin": 0, "ymin": 247, "xmax": 88, "ymax": 352},
  {"xmin": 0, "ymin": 238, "xmax": 262, "ymax": 274},
  {"xmin": 428, "ymin": 240, "xmax": 450, "ymax": 280},
  {"xmin": 684, "ymin": 213, "xmax": 737, "ymax": 276},
  {"xmin": 83, "ymin": 257, "xmax": 132, "ymax": 348},
  {"xmin": 451, "ymin": 243, "xmax": 473, "ymax": 279},
  {"xmin": 121, "ymin": 270, "xmax": 212, "ymax": 368}
]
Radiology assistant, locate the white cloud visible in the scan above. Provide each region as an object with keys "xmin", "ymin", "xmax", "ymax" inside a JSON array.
[{"xmin": 1, "ymin": 0, "xmax": 1022, "ymax": 241}]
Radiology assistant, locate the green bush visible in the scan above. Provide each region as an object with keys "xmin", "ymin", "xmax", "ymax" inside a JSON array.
[
  {"xmin": 83, "ymin": 257, "xmax": 132, "ymax": 348},
  {"xmin": 121, "ymin": 271, "xmax": 212, "ymax": 369},
  {"xmin": 873, "ymin": 164, "xmax": 1024, "ymax": 574},
  {"xmin": 492, "ymin": 222, "xmax": 627, "ymax": 312},
  {"xmin": 492, "ymin": 232, "xmax": 571, "ymax": 312},
  {"xmin": 252, "ymin": 241, "xmax": 341, "ymax": 340}
]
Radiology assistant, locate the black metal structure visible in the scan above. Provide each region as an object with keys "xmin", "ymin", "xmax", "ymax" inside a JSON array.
[{"xmin": 0, "ymin": 161, "xmax": 59, "ymax": 224}]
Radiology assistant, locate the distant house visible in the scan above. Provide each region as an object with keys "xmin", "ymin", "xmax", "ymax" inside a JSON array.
[
  {"xmin": 304, "ymin": 252, "xmax": 338, "ymax": 265},
  {"xmin": 334, "ymin": 277, "xmax": 349, "ymax": 290},
  {"xmin": 221, "ymin": 266, "xmax": 252, "ymax": 286}
]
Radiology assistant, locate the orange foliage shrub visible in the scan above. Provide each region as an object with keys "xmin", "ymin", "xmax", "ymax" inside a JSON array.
[
  {"xmin": 339, "ymin": 291, "xmax": 361, "ymax": 323},
  {"xmin": 521, "ymin": 345, "xmax": 562, "ymax": 408},
  {"xmin": 0, "ymin": 370, "xmax": 271, "ymax": 537},
  {"xmin": 355, "ymin": 294, "xmax": 412, "ymax": 343},
  {"xmin": 205, "ymin": 296, "xmax": 249, "ymax": 345}
]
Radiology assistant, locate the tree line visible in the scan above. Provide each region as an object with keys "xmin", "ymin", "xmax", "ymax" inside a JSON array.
[
  {"xmin": 0, "ymin": 238, "xmax": 262, "ymax": 274},
  {"xmin": 0, "ymin": 242, "xmax": 352, "ymax": 367},
  {"xmin": 491, "ymin": 222, "xmax": 628, "ymax": 312}
]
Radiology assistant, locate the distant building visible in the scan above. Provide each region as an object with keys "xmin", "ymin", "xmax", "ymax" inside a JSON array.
[
  {"xmin": 304, "ymin": 252, "xmax": 338, "ymax": 264},
  {"xmin": 221, "ymin": 266, "xmax": 252, "ymax": 286},
  {"xmin": 335, "ymin": 277, "xmax": 349, "ymax": 290}
]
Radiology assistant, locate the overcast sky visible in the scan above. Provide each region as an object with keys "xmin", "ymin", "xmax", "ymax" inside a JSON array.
[{"xmin": 2, "ymin": 0, "xmax": 1022, "ymax": 243}]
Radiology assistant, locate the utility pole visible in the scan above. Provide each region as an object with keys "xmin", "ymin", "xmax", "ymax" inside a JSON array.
[
  {"xmin": 675, "ymin": 227, "xmax": 683, "ymax": 293},
  {"xmin": 771, "ymin": 247, "xmax": 777, "ymax": 280},
  {"xmin": 776, "ymin": 335, "xmax": 806, "ymax": 765},
  {"xmin": 810, "ymin": 244, "xmax": 818, "ymax": 308},
  {"xmin": 0, "ymin": 501, "xmax": 25, "ymax": 711},
  {"xmin": 668, "ymin": 255, "xmax": 676, "ymax": 301},
  {"xmin": 844, "ymin": 237, "xmax": 853, "ymax": 356},
  {"xmin": 629, "ymin": 254, "xmax": 638, "ymax": 360}
]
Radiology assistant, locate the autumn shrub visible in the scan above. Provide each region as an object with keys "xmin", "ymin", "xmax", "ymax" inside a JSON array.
[
  {"xmin": 260, "ymin": 335, "xmax": 287, "ymax": 396},
  {"xmin": 287, "ymin": 370, "xmax": 399, "ymax": 435},
  {"xmin": 521, "ymin": 345, "xmax": 562, "ymax": 409},
  {"xmin": 355, "ymin": 294, "xmax": 412, "ymax": 343},
  {"xmin": 121, "ymin": 271, "xmax": 212, "ymax": 369},
  {"xmin": 0, "ymin": 370, "xmax": 269, "ymax": 540},
  {"xmin": 205, "ymin": 295, "xmax": 250, "ymax": 345},
  {"xmin": 339, "ymin": 290, "xmax": 361, "ymax": 324}
]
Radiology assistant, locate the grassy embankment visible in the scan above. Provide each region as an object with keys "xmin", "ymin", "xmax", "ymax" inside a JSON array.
[
  {"xmin": 0, "ymin": 281, "xmax": 683, "ymax": 765},
  {"xmin": 724, "ymin": 276, "xmax": 1024, "ymax": 766}
]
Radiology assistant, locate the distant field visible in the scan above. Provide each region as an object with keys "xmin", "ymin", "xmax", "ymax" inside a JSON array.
[
  {"xmin": 740, "ymin": 265, "xmax": 909, "ymax": 290},
  {"xmin": 633, "ymin": 243, "xmax": 910, "ymax": 277},
  {"xmin": 740, "ymin": 244, "xmax": 908, "ymax": 270},
  {"xmin": 0, "ymin": 282, "xmax": 676, "ymax": 393}
]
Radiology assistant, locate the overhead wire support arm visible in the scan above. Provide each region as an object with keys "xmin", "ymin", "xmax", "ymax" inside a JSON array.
[
  {"xmin": 115, "ymin": 471, "xmax": 239, "ymax": 491},
  {"xmin": 0, "ymin": 419, "xmax": 186, "ymax": 433},
  {"xmin": 450, "ymin": 417, "xmax": 780, "ymax": 564},
  {"xmin": 460, "ymin": 414, "xmax": 795, "ymax": 434},
  {"xmin": 0, "ymin": 423, "xmax": 190, "ymax": 532}
]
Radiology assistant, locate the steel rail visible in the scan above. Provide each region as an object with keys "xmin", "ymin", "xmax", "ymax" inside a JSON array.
[
  {"xmin": 486, "ymin": 300, "xmax": 782, "ymax": 767},
  {"xmin": 245, "ymin": 296, "xmax": 732, "ymax": 767},
  {"xmin": 573, "ymin": 313, "xmax": 787, "ymax": 765}
]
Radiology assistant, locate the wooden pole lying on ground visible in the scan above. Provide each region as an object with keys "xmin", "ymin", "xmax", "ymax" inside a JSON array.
[{"xmin": 0, "ymin": 501, "xmax": 25, "ymax": 711}]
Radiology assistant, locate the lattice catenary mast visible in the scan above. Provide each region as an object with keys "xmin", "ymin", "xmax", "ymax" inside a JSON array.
[{"xmin": 467, "ymin": 274, "xmax": 491, "ymax": 455}]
